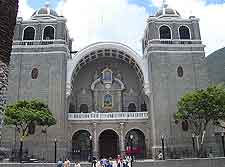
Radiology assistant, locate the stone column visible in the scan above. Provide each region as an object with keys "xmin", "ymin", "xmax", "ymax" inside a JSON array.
[
  {"xmin": 92, "ymin": 122, "xmax": 98, "ymax": 157},
  {"xmin": 120, "ymin": 123, "xmax": 125, "ymax": 156}
]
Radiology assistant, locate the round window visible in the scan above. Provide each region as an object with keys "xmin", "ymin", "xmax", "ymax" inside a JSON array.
[
  {"xmin": 31, "ymin": 68, "xmax": 39, "ymax": 79},
  {"xmin": 177, "ymin": 66, "xmax": 183, "ymax": 77}
]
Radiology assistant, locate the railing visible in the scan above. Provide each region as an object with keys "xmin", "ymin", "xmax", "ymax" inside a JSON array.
[
  {"xmin": 147, "ymin": 39, "xmax": 202, "ymax": 45},
  {"xmin": 13, "ymin": 40, "xmax": 67, "ymax": 46},
  {"xmin": 68, "ymin": 111, "xmax": 148, "ymax": 121}
]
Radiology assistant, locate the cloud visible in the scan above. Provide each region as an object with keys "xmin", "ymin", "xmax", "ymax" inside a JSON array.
[
  {"xmin": 17, "ymin": 0, "xmax": 35, "ymax": 20},
  {"xmin": 57, "ymin": 0, "xmax": 148, "ymax": 55},
  {"xmin": 151, "ymin": 0, "xmax": 225, "ymax": 55}
]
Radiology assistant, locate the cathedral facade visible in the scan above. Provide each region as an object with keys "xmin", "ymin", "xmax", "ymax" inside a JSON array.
[{"xmin": 3, "ymin": 3, "xmax": 220, "ymax": 161}]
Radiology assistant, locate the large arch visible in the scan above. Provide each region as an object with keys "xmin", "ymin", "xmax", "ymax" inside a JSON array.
[
  {"xmin": 125, "ymin": 129, "xmax": 146, "ymax": 159},
  {"xmin": 67, "ymin": 42, "xmax": 149, "ymax": 96},
  {"xmin": 71, "ymin": 130, "xmax": 91, "ymax": 161},
  {"xmin": 99, "ymin": 129, "xmax": 119, "ymax": 158}
]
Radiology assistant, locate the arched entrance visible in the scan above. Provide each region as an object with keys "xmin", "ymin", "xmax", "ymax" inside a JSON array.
[
  {"xmin": 99, "ymin": 129, "xmax": 119, "ymax": 158},
  {"xmin": 125, "ymin": 129, "xmax": 146, "ymax": 159},
  {"xmin": 72, "ymin": 130, "xmax": 91, "ymax": 161}
]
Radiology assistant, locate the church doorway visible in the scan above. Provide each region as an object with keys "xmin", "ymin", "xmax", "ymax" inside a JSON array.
[
  {"xmin": 72, "ymin": 130, "xmax": 91, "ymax": 161},
  {"xmin": 125, "ymin": 129, "xmax": 146, "ymax": 159},
  {"xmin": 99, "ymin": 129, "xmax": 119, "ymax": 158}
]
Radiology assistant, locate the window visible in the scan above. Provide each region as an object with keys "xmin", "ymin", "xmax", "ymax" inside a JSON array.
[
  {"xmin": 177, "ymin": 66, "xmax": 183, "ymax": 77},
  {"xmin": 28, "ymin": 122, "xmax": 35, "ymax": 135},
  {"xmin": 104, "ymin": 94, "xmax": 112, "ymax": 108},
  {"xmin": 43, "ymin": 26, "xmax": 55, "ymax": 40},
  {"xmin": 23, "ymin": 27, "xmax": 35, "ymax": 40},
  {"xmin": 31, "ymin": 68, "xmax": 39, "ymax": 79},
  {"xmin": 128, "ymin": 103, "xmax": 136, "ymax": 112},
  {"xmin": 182, "ymin": 120, "xmax": 189, "ymax": 131},
  {"xmin": 159, "ymin": 25, "xmax": 171, "ymax": 39},
  {"xmin": 80, "ymin": 104, "xmax": 88, "ymax": 113},
  {"xmin": 141, "ymin": 102, "xmax": 147, "ymax": 111},
  {"xmin": 179, "ymin": 26, "xmax": 190, "ymax": 39},
  {"xmin": 102, "ymin": 69, "xmax": 112, "ymax": 82},
  {"xmin": 69, "ymin": 103, "xmax": 75, "ymax": 113}
]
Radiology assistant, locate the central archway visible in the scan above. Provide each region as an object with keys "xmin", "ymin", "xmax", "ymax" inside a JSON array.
[{"xmin": 99, "ymin": 129, "xmax": 119, "ymax": 158}]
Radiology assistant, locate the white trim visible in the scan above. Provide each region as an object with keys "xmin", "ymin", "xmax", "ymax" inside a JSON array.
[
  {"xmin": 22, "ymin": 26, "xmax": 36, "ymax": 41},
  {"xmin": 158, "ymin": 24, "xmax": 172, "ymax": 40},
  {"xmin": 178, "ymin": 25, "xmax": 192, "ymax": 40},
  {"xmin": 42, "ymin": 25, "xmax": 56, "ymax": 40}
]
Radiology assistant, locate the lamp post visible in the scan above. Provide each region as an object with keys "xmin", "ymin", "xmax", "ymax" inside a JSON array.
[
  {"xmin": 54, "ymin": 138, "xmax": 57, "ymax": 163},
  {"xmin": 19, "ymin": 137, "xmax": 23, "ymax": 162},
  {"xmin": 161, "ymin": 136, "xmax": 165, "ymax": 160},
  {"xmin": 192, "ymin": 133, "xmax": 195, "ymax": 154},
  {"xmin": 89, "ymin": 135, "xmax": 93, "ymax": 162},
  {"xmin": 130, "ymin": 134, "xmax": 134, "ymax": 167},
  {"xmin": 221, "ymin": 132, "xmax": 225, "ymax": 157}
]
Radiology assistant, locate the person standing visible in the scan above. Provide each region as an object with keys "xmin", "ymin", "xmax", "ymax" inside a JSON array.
[
  {"xmin": 64, "ymin": 158, "xmax": 71, "ymax": 167},
  {"xmin": 74, "ymin": 161, "xmax": 81, "ymax": 167},
  {"xmin": 57, "ymin": 158, "xmax": 63, "ymax": 167}
]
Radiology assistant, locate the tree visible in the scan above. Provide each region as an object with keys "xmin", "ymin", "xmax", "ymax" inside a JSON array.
[
  {"xmin": 175, "ymin": 85, "xmax": 225, "ymax": 157},
  {"xmin": 4, "ymin": 99, "xmax": 56, "ymax": 161},
  {"xmin": 0, "ymin": 0, "xmax": 18, "ymax": 127}
]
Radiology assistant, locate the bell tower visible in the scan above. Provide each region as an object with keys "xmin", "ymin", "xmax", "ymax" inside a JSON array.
[{"xmin": 143, "ymin": 3, "xmax": 208, "ymax": 158}]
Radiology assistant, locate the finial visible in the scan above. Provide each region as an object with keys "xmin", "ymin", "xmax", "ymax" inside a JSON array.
[
  {"xmin": 162, "ymin": 0, "xmax": 168, "ymax": 15},
  {"xmin": 45, "ymin": 1, "xmax": 50, "ymax": 8}
]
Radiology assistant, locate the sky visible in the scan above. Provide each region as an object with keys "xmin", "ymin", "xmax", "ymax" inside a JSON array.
[{"xmin": 18, "ymin": 0, "xmax": 225, "ymax": 56}]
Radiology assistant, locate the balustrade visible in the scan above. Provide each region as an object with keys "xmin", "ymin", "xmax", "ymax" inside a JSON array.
[{"xmin": 68, "ymin": 111, "xmax": 148, "ymax": 121}]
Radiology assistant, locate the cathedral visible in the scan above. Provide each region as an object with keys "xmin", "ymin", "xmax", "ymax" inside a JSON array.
[{"xmin": 2, "ymin": 2, "xmax": 222, "ymax": 162}]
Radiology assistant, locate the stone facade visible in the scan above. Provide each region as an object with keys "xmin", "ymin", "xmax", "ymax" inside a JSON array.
[{"xmin": 2, "ymin": 3, "xmax": 222, "ymax": 162}]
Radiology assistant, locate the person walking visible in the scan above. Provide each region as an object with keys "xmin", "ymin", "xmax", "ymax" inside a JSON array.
[
  {"xmin": 74, "ymin": 161, "xmax": 81, "ymax": 167},
  {"xmin": 64, "ymin": 158, "xmax": 71, "ymax": 167},
  {"xmin": 57, "ymin": 158, "xmax": 63, "ymax": 167}
]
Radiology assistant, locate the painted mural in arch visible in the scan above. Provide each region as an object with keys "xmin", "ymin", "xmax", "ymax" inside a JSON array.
[
  {"xmin": 125, "ymin": 129, "xmax": 146, "ymax": 159},
  {"xmin": 72, "ymin": 130, "xmax": 91, "ymax": 161}
]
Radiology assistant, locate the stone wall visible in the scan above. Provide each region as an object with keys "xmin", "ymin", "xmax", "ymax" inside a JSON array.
[{"xmin": 0, "ymin": 158, "xmax": 225, "ymax": 167}]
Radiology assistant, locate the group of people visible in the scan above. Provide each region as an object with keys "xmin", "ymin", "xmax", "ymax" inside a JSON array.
[
  {"xmin": 92, "ymin": 155, "xmax": 132, "ymax": 167},
  {"xmin": 56, "ymin": 155, "xmax": 132, "ymax": 167},
  {"xmin": 57, "ymin": 158, "xmax": 74, "ymax": 167}
]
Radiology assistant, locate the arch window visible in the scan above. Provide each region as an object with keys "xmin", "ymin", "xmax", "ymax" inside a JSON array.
[
  {"xmin": 177, "ymin": 66, "xmax": 184, "ymax": 77},
  {"xmin": 23, "ymin": 27, "xmax": 35, "ymax": 40},
  {"xmin": 179, "ymin": 26, "xmax": 190, "ymax": 39},
  {"xmin": 80, "ymin": 104, "xmax": 88, "ymax": 113},
  {"xmin": 128, "ymin": 103, "xmax": 136, "ymax": 112},
  {"xmin": 69, "ymin": 103, "xmax": 75, "ymax": 113},
  {"xmin": 182, "ymin": 120, "xmax": 189, "ymax": 131},
  {"xmin": 31, "ymin": 68, "xmax": 39, "ymax": 79},
  {"xmin": 159, "ymin": 25, "xmax": 171, "ymax": 39},
  {"xmin": 43, "ymin": 26, "xmax": 55, "ymax": 40},
  {"xmin": 104, "ymin": 94, "xmax": 112, "ymax": 108},
  {"xmin": 102, "ymin": 68, "xmax": 112, "ymax": 82}
]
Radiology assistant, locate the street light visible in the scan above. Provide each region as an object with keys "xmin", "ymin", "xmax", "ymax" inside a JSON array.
[
  {"xmin": 192, "ymin": 133, "xmax": 195, "ymax": 153},
  {"xmin": 54, "ymin": 138, "xmax": 57, "ymax": 163},
  {"xmin": 130, "ymin": 134, "xmax": 134, "ymax": 167},
  {"xmin": 161, "ymin": 136, "xmax": 165, "ymax": 160},
  {"xmin": 19, "ymin": 137, "xmax": 23, "ymax": 162},
  {"xmin": 89, "ymin": 135, "xmax": 93, "ymax": 162},
  {"xmin": 221, "ymin": 132, "xmax": 225, "ymax": 157}
]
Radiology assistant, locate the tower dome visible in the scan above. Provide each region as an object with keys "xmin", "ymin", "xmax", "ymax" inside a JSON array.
[
  {"xmin": 155, "ymin": 3, "xmax": 180, "ymax": 18},
  {"xmin": 32, "ymin": 3, "xmax": 58, "ymax": 17}
]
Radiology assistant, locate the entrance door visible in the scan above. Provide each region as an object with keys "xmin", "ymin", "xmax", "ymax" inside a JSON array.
[{"xmin": 99, "ymin": 129, "xmax": 119, "ymax": 158}]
